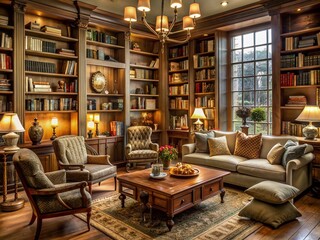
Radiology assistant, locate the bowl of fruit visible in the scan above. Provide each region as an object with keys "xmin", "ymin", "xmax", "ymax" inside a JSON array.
[{"xmin": 169, "ymin": 162, "xmax": 200, "ymax": 177}]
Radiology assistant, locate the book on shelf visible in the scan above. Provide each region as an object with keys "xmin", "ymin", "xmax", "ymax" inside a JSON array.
[
  {"xmin": 145, "ymin": 99, "xmax": 156, "ymax": 109},
  {"xmin": 87, "ymin": 98, "xmax": 96, "ymax": 110},
  {"xmin": 0, "ymin": 15, "xmax": 9, "ymax": 26},
  {"xmin": 0, "ymin": 78, "xmax": 11, "ymax": 91},
  {"xmin": 25, "ymin": 98, "xmax": 77, "ymax": 111},
  {"xmin": 25, "ymin": 21, "xmax": 41, "ymax": 31},
  {"xmin": 40, "ymin": 25, "xmax": 62, "ymax": 36},
  {"xmin": 170, "ymin": 114, "xmax": 188, "ymax": 130},
  {"xmin": 153, "ymin": 58, "xmax": 159, "ymax": 68},
  {"xmin": 110, "ymin": 121, "xmax": 123, "ymax": 136},
  {"xmin": 56, "ymin": 48, "xmax": 75, "ymax": 56},
  {"xmin": 198, "ymin": 39, "xmax": 215, "ymax": 53},
  {"xmin": 0, "ymin": 32, "xmax": 12, "ymax": 48},
  {"xmin": 0, "ymin": 53, "xmax": 11, "ymax": 70},
  {"xmin": 152, "ymin": 42, "xmax": 159, "ymax": 54},
  {"xmin": 86, "ymin": 29, "xmax": 118, "ymax": 45},
  {"xmin": 169, "ymin": 45, "xmax": 188, "ymax": 58},
  {"xmin": 25, "ymin": 60, "xmax": 56, "ymax": 73},
  {"xmin": 61, "ymin": 60, "xmax": 77, "ymax": 75},
  {"xmin": 285, "ymin": 95, "xmax": 307, "ymax": 106},
  {"xmin": 204, "ymin": 108, "xmax": 214, "ymax": 119}
]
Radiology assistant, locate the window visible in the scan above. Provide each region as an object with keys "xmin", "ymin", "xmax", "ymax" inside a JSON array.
[{"xmin": 231, "ymin": 27, "xmax": 272, "ymax": 135}]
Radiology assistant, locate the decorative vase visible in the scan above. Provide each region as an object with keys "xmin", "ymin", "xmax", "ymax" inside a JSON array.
[
  {"xmin": 160, "ymin": 158, "xmax": 171, "ymax": 170},
  {"xmin": 28, "ymin": 118, "xmax": 43, "ymax": 145}
]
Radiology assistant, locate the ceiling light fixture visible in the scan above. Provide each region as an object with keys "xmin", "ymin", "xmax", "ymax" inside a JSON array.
[
  {"xmin": 124, "ymin": 0, "xmax": 201, "ymax": 50},
  {"xmin": 221, "ymin": 1, "xmax": 228, "ymax": 7}
]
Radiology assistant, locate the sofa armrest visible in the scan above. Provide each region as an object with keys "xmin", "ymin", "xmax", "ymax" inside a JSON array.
[
  {"xmin": 126, "ymin": 143, "xmax": 132, "ymax": 157},
  {"xmin": 87, "ymin": 154, "xmax": 112, "ymax": 165},
  {"xmin": 182, "ymin": 143, "xmax": 196, "ymax": 156},
  {"xmin": 150, "ymin": 142, "xmax": 159, "ymax": 151},
  {"xmin": 304, "ymin": 144, "xmax": 314, "ymax": 154},
  {"xmin": 286, "ymin": 152, "xmax": 314, "ymax": 185},
  {"xmin": 45, "ymin": 169, "xmax": 66, "ymax": 184}
]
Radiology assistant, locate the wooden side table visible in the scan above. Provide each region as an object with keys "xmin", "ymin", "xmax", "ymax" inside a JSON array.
[{"xmin": 0, "ymin": 150, "xmax": 24, "ymax": 211}]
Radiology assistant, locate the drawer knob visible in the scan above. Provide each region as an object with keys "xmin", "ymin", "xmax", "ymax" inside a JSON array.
[
  {"xmin": 210, "ymin": 187, "xmax": 213, "ymax": 191},
  {"xmin": 181, "ymin": 199, "xmax": 185, "ymax": 204}
]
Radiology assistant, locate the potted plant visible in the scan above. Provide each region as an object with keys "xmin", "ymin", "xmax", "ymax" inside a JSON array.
[
  {"xmin": 159, "ymin": 145, "xmax": 178, "ymax": 169},
  {"xmin": 251, "ymin": 107, "xmax": 266, "ymax": 123},
  {"xmin": 236, "ymin": 107, "xmax": 251, "ymax": 126}
]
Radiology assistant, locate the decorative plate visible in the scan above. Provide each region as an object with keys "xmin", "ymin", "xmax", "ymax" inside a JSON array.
[
  {"xmin": 150, "ymin": 172, "xmax": 167, "ymax": 179},
  {"xmin": 169, "ymin": 168, "xmax": 200, "ymax": 177},
  {"xmin": 91, "ymin": 71, "xmax": 106, "ymax": 93}
]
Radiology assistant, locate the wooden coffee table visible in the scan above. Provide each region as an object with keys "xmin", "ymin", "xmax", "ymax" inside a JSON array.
[{"xmin": 117, "ymin": 165, "xmax": 230, "ymax": 231}]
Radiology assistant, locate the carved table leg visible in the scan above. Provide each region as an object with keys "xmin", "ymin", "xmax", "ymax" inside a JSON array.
[
  {"xmin": 140, "ymin": 191, "xmax": 149, "ymax": 223},
  {"xmin": 119, "ymin": 193, "xmax": 126, "ymax": 208},
  {"xmin": 220, "ymin": 188, "xmax": 225, "ymax": 203},
  {"xmin": 166, "ymin": 215, "xmax": 174, "ymax": 231}
]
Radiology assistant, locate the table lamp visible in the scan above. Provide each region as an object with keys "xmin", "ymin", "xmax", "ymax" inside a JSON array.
[
  {"xmin": 87, "ymin": 120, "xmax": 94, "ymax": 138},
  {"xmin": 296, "ymin": 105, "xmax": 320, "ymax": 140},
  {"xmin": 50, "ymin": 117, "xmax": 58, "ymax": 140},
  {"xmin": 93, "ymin": 114, "xmax": 100, "ymax": 137},
  {"xmin": 191, "ymin": 108, "xmax": 206, "ymax": 131},
  {"xmin": 0, "ymin": 113, "xmax": 25, "ymax": 152}
]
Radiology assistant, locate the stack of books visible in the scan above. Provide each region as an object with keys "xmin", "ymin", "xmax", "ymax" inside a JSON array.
[
  {"xmin": 40, "ymin": 25, "xmax": 62, "ymax": 36},
  {"xmin": 57, "ymin": 48, "xmax": 75, "ymax": 56},
  {"xmin": 285, "ymin": 95, "xmax": 307, "ymax": 106},
  {"xmin": 0, "ymin": 78, "xmax": 11, "ymax": 91},
  {"xmin": 0, "ymin": 15, "xmax": 8, "ymax": 26},
  {"xmin": 27, "ymin": 77, "xmax": 51, "ymax": 92}
]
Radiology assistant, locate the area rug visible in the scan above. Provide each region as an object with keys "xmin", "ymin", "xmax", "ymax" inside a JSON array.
[{"xmin": 77, "ymin": 188, "xmax": 262, "ymax": 240}]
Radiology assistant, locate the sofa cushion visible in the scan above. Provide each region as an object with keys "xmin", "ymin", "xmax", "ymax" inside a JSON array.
[
  {"xmin": 244, "ymin": 180, "xmax": 300, "ymax": 204},
  {"xmin": 182, "ymin": 153, "xmax": 211, "ymax": 165},
  {"xmin": 208, "ymin": 136, "xmax": 231, "ymax": 156},
  {"xmin": 208, "ymin": 155, "xmax": 247, "ymax": 172},
  {"xmin": 282, "ymin": 144, "xmax": 307, "ymax": 167},
  {"xmin": 237, "ymin": 159, "xmax": 286, "ymax": 182},
  {"xmin": 213, "ymin": 130, "xmax": 237, "ymax": 154},
  {"xmin": 238, "ymin": 199, "xmax": 301, "ymax": 229},
  {"xmin": 194, "ymin": 131, "xmax": 215, "ymax": 153},
  {"xmin": 234, "ymin": 132, "xmax": 262, "ymax": 159},
  {"xmin": 260, "ymin": 136, "xmax": 297, "ymax": 159},
  {"xmin": 267, "ymin": 143, "xmax": 286, "ymax": 165}
]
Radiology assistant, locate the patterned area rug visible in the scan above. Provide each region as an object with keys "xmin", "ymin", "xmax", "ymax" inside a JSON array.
[{"xmin": 77, "ymin": 188, "xmax": 262, "ymax": 240}]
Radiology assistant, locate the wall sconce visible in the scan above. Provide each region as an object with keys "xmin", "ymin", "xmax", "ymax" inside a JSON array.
[
  {"xmin": 93, "ymin": 113, "xmax": 100, "ymax": 137},
  {"xmin": 87, "ymin": 120, "xmax": 94, "ymax": 138},
  {"xmin": 50, "ymin": 117, "xmax": 58, "ymax": 140}
]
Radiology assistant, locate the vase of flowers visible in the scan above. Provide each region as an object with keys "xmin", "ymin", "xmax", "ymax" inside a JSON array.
[{"xmin": 159, "ymin": 145, "xmax": 178, "ymax": 170}]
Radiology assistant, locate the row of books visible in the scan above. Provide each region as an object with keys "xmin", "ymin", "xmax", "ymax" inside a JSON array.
[
  {"xmin": 26, "ymin": 77, "xmax": 78, "ymax": 93},
  {"xmin": 169, "ymin": 98, "xmax": 189, "ymax": 109},
  {"xmin": 195, "ymin": 82, "xmax": 214, "ymax": 93},
  {"xmin": 0, "ymin": 15, "xmax": 9, "ymax": 26},
  {"xmin": 281, "ymin": 53, "xmax": 320, "ymax": 68},
  {"xmin": 130, "ymin": 97, "xmax": 156, "ymax": 110},
  {"xmin": 195, "ymin": 69, "xmax": 215, "ymax": 80},
  {"xmin": 0, "ymin": 78, "xmax": 11, "ymax": 91},
  {"xmin": 41, "ymin": 25, "xmax": 62, "ymax": 36},
  {"xmin": 110, "ymin": 121, "xmax": 123, "ymax": 136},
  {"xmin": 281, "ymin": 121, "xmax": 308, "ymax": 136},
  {"xmin": 280, "ymin": 70, "xmax": 320, "ymax": 86},
  {"xmin": 0, "ymin": 97, "xmax": 13, "ymax": 112},
  {"xmin": 284, "ymin": 33, "xmax": 320, "ymax": 50},
  {"xmin": 193, "ymin": 55, "xmax": 215, "ymax": 68},
  {"xmin": 86, "ymin": 49, "xmax": 117, "ymax": 62},
  {"xmin": 148, "ymin": 58, "xmax": 159, "ymax": 68},
  {"xmin": 25, "ymin": 36, "xmax": 56, "ymax": 53},
  {"xmin": 25, "ymin": 98, "xmax": 77, "ymax": 111},
  {"xmin": 168, "ymin": 72, "xmax": 188, "ymax": 83},
  {"xmin": 0, "ymin": 54, "xmax": 12, "ymax": 69},
  {"xmin": 25, "ymin": 60, "xmax": 56, "ymax": 73},
  {"xmin": 195, "ymin": 96, "xmax": 215, "ymax": 108},
  {"xmin": 285, "ymin": 95, "xmax": 307, "ymax": 106},
  {"xmin": 169, "ymin": 84, "xmax": 189, "ymax": 95},
  {"xmin": 169, "ymin": 114, "xmax": 188, "ymax": 130},
  {"xmin": 0, "ymin": 32, "xmax": 12, "ymax": 48},
  {"xmin": 131, "ymin": 69, "xmax": 156, "ymax": 79},
  {"xmin": 86, "ymin": 29, "xmax": 118, "ymax": 45},
  {"xmin": 169, "ymin": 60, "xmax": 188, "ymax": 71},
  {"xmin": 204, "ymin": 108, "xmax": 215, "ymax": 119},
  {"xmin": 169, "ymin": 45, "xmax": 188, "ymax": 58},
  {"xmin": 61, "ymin": 60, "xmax": 77, "ymax": 75},
  {"xmin": 197, "ymin": 39, "xmax": 215, "ymax": 53}
]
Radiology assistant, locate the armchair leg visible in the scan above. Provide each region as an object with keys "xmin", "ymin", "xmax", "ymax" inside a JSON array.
[
  {"xmin": 88, "ymin": 183, "xmax": 92, "ymax": 195},
  {"xmin": 126, "ymin": 163, "xmax": 131, "ymax": 172},
  {"xmin": 87, "ymin": 210, "xmax": 91, "ymax": 231},
  {"xmin": 35, "ymin": 217, "xmax": 42, "ymax": 240},
  {"xmin": 114, "ymin": 176, "xmax": 117, "ymax": 191},
  {"xmin": 29, "ymin": 211, "xmax": 36, "ymax": 225}
]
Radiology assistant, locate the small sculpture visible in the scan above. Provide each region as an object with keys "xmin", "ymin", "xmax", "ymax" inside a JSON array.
[{"xmin": 28, "ymin": 118, "xmax": 44, "ymax": 145}]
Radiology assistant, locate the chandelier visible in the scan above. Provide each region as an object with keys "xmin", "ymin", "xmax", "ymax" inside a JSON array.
[{"xmin": 124, "ymin": 0, "xmax": 201, "ymax": 48}]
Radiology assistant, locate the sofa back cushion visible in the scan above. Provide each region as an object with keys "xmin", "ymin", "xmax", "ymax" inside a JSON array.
[
  {"xmin": 213, "ymin": 130, "xmax": 237, "ymax": 154},
  {"xmin": 234, "ymin": 132, "xmax": 262, "ymax": 159},
  {"xmin": 260, "ymin": 136, "xmax": 297, "ymax": 159},
  {"xmin": 194, "ymin": 131, "xmax": 215, "ymax": 153}
]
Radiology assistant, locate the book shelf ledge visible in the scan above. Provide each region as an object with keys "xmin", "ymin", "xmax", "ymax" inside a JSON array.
[
  {"xmin": 195, "ymin": 92, "xmax": 215, "ymax": 96},
  {"xmin": 25, "ymin": 71, "xmax": 78, "ymax": 78},
  {"xmin": 280, "ymin": 65, "xmax": 320, "ymax": 71},
  {"xmin": 195, "ymin": 78, "xmax": 216, "ymax": 82},
  {"xmin": 168, "ymin": 94, "xmax": 189, "ymax": 97},
  {"xmin": 194, "ymin": 65, "xmax": 215, "ymax": 70},
  {"xmin": 169, "ymin": 69, "xmax": 188, "ymax": 73},
  {"xmin": 87, "ymin": 40, "xmax": 124, "ymax": 49},
  {"xmin": 0, "ymin": 47, "xmax": 13, "ymax": 52},
  {"xmin": 169, "ymin": 108, "xmax": 188, "ymax": 111},
  {"xmin": 25, "ymin": 110, "xmax": 77, "ymax": 113},
  {"xmin": 281, "ymin": 45, "xmax": 320, "ymax": 54},
  {"xmin": 87, "ymin": 58, "xmax": 125, "ymax": 69},
  {"xmin": 280, "ymin": 26, "xmax": 320, "ymax": 38},
  {"xmin": 25, "ymin": 50, "xmax": 78, "ymax": 60},
  {"xmin": 87, "ymin": 93, "xmax": 124, "ymax": 97},
  {"xmin": 281, "ymin": 85, "xmax": 320, "ymax": 89},
  {"xmin": 130, "ymin": 64, "xmax": 158, "ymax": 70},
  {"xmin": 25, "ymin": 29, "xmax": 78, "ymax": 42},
  {"xmin": 0, "ymin": 91, "xmax": 13, "ymax": 94},
  {"xmin": 87, "ymin": 109, "xmax": 123, "ymax": 113},
  {"xmin": 280, "ymin": 106, "xmax": 305, "ymax": 109},
  {"xmin": 130, "ymin": 78, "xmax": 159, "ymax": 82},
  {"xmin": 168, "ymin": 55, "xmax": 188, "ymax": 61},
  {"xmin": 0, "ymin": 25, "xmax": 14, "ymax": 30},
  {"xmin": 130, "ymin": 94, "xmax": 159, "ymax": 97},
  {"xmin": 130, "ymin": 109, "xmax": 159, "ymax": 112},
  {"xmin": 169, "ymin": 81, "xmax": 189, "ymax": 86},
  {"xmin": 130, "ymin": 50, "xmax": 158, "ymax": 57},
  {"xmin": 196, "ymin": 51, "xmax": 215, "ymax": 56},
  {"xmin": 0, "ymin": 69, "xmax": 13, "ymax": 73},
  {"xmin": 25, "ymin": 92, "xmax": 78, "ymax": 95}
]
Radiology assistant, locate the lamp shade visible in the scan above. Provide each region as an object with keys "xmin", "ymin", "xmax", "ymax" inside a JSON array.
[
  {"xmin": 87, "ymin": 121, "xmax": 95, "ymax": 130},
  {"xmin": 0, "ymin": 113, "xmax": 25, "ymax": 133},
  {"xmin": 51, "ymin": 117, "xmax": 58, "ymax": 128},
  {"xmin": 170, "ymin": 0, "xmax": 182, "ymax": 9},
  {"xmin": 296, "ymin": 105, "xmax": 320, "ymax": 122},
  {"xmin": 191, "ymin": 108, "xmax": 206, "ymax": 119},
  {"xmin": 138, "ymin": 0, "xmax": 151, "ymax": 12},
  {"xmin": 93, "ymin": 114, "xmax": 100, "ymax": 124},
  {"xmin": 189, "ymin": 3, "xmax": 201, "ymax": 18},
  {"xmin": 183, "ymin": 16, "xmax": 194, "ymax": 30},
  {"xmin": 156, "ymin": 15, "xmax": 169, "ymax": 32},
  {"xmin": 124, "ymin": 6, "xmax": 137, "ymax": 22}
]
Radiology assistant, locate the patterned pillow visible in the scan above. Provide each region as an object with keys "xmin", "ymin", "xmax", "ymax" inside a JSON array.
[
  {"xmin": 234, "ymin": 132, "xmax": 262, "ymax": 159},
  {"xmin": 267, "ymin": 143, "xmax": 286, "ymax": 165},
  {"xmin": 208, "ymin": 136, "xmax": 231, "ymax": 156},
  {"xmin": 194, "ymin": 131, "xmax": 215, "ymax": 153},
  {"xmin": 282, "ymin": 144, "xmax": 307, "ymax": 167}
]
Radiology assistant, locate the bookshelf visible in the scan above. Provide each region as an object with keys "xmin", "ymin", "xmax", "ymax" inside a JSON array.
[
  {"xmin": 193, "ymin": 35, "xmax": 216, "ymax": 131},
  {"xmin": 129, "ymin": 34, "xmax": 161, "ymax": 142}
]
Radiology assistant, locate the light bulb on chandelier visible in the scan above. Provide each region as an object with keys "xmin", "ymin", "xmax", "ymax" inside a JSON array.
[{"xmin": 124, "ymin": 0, "xmax": 201, "ymax": 51}]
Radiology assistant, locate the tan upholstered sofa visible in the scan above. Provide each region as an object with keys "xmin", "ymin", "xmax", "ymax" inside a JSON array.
[{"xmin": 182, "ymin": 130, "xmax": 314, "ymax": 195}]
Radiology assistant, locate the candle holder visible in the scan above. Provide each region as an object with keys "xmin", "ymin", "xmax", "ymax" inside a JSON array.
[
  {"xmin": 94, "ymin": 114, "xmax": 100, "ymax": 137},
  {"xmin": 87, "ymin": 121, "xmax": 94, "ymax": 138},
  {"xmin": 50, "ymin": 117, "xmax": 58, "ymax": 141}
]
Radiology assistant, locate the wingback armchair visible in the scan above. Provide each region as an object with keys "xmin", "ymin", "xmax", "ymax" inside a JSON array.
[
  {"xmin": 126, "ymin": 126, "xmax": 159, "ymax": 172},
  {"xmin": 13, "ymin": 148, "xmax": 92, "ymax": 240},
  {"xmin": 52, "ymin": 135, "xmax": 117, "ymax": 194}
]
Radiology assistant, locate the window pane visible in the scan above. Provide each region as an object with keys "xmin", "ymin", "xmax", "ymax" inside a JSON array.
[
  {"xmin": 255, "ymin": 45, "xmax": 267, "ymax": 60},
  {"xmin": 233, "ymin": 121, "xmax": 242, "ymax": 132},
  {"xmin": 243, "ymin": 62, "xmax": 254, "ymax": 76},
  {"xmin": 268, "ymin": 44, "xmax": 272, "ymax": 58},
  {"xmin": 268, "ymin": 29, "xmax": 272, "ymax": 43},
  {"xmin": 243, "ymin": 33, "xmax": 254, "ymax": 47},
  {"xmin": 255, "ymin": 123, "xmax": 268, "ymax": 134},
  {"xmin": 232, "ymin": 92, "xmax": 242, "ymax": 105},
  {"xmin": 232, "ymin": 49, "xmax": 242, "ymax": 63},
  {"xmin": 268, "ymin": 76, "xmax": 272, "ymax": 89},
  {"xmin": 256, "ymin": 61, "xmax": 267, "ymax": 75},
  {"xmin": 256, "ymin": 76, "xmax": 267, "ymax": 90},
  {"xmin": 243, "ymin": 47, "xmax": 254, "ymax": 61},
  {"xmin": 243, "ymin": 91, "xmax": 254, "ymax": 106},
  {"xmin": 255, "ymin": 30, "xmax": 267, "ymax": 45},
  {"xmin": 268, "ymin": 60, "xmax": 272, "ymax": 74},
  {"xmin": 232, "ymin": 64, "xmax": 242, "ymax": 77},
  {"xmin": 232, "ymin": 107, "xmax": 242, "ymax": 121},
  {"xmin": 268, "ymin": 90, "xmax": 272, "ymax": 105},
  {"xmin": 256, "ymin": 91, "xmax": 268, "ymax": 106},
  {"xmin": 232, "ymin": 78, "xmax": 242, "ymax": 91},
  {"xmin": 232, "ymin": 35, "xmax": 242, "ymax": 49},
  {"xmin": 243, "ymin": 77, "xmax": 254, "ymax": 90}
]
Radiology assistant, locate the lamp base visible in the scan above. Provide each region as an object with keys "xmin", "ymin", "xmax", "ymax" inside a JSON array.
[
  {"xmin": 1, "ymin": 198, "xmax": 25, "ymax": 212},
  {"xmin": 2, "ymin": 132, "xmax": 20, "ymax": 152},
  {"xmin": 303, "ymin": 122, "xmax": 318, "ymax": 140}
]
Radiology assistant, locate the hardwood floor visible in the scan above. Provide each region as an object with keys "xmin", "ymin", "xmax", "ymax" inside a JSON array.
[{"xmin": 0, "ymin": 168, "xmax": 320, "ymax": 240}]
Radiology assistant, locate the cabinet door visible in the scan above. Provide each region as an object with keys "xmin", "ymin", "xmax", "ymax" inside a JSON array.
[{"xmin": 38, "ymin": 153, "xmax": 58, "ymax": 172}]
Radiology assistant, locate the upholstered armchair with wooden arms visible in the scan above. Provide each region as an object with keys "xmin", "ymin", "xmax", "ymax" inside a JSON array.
[
  {"xmin": 126, "ymin": 126, "xmax": 159, "ymax": 172},
  {"xmin": 13, "ymin": 148, "xmax": 92, "ymax": 240},
  {"xmin": 52, "ymin": 135, "xmax": 117, "ymax": 194}
]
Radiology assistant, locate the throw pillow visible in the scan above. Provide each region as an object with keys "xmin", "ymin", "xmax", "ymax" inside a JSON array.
[
  {"xmin": 267, "ymin": 143, "xmax": 286, "ymax": 165},
  {"xmin": 208, "ymin": 136, "xmax": 231, "ymax": 156},
  {"xmin": 282, "ymin": 144, "xmax": 307, "ymax": 167},
  {"xmin": 238, "ymin": 199, "xmax": 301, "ymax": 229},
  {"xmin": 244, "ymin": 181, "xmax": 300, "ymax": 204},
  {"xmin": 234, "ymin": 132, "xmax": 262, "ymax": 159},
  {"xmin": 194, "ymin": 131, "xmax": 214, "ymax": 153}
]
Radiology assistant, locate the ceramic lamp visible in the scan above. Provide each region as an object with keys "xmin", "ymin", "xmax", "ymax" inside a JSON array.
[
  {"xmin": 191, "ymin": 108, "xmax": 206, "ymax": 131},
  {"xmin": 296, "ymin": 105, "xmax": 320, "ymax": 140}
]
